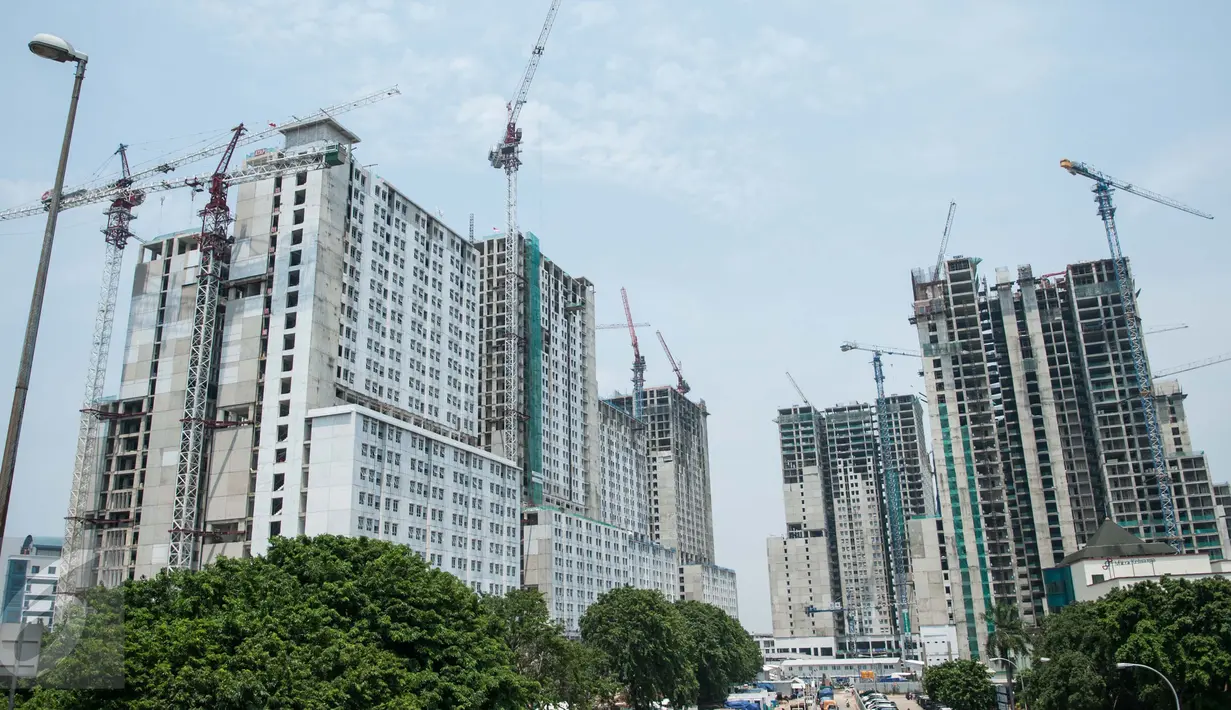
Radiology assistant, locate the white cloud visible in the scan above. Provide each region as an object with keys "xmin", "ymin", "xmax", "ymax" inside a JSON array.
[{"xmin": 573, "ymin": 0, "xmax": 616, "ymax": 30}]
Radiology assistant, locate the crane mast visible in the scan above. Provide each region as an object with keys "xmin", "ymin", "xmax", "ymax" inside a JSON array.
[
  {"xmin": 840, "ymin": 340, "xmax": 921, "ymax": 659},
  {"xmin": 488, "ymin": 0, "xmax": 563, "ymax": 478},
  {"xmin": 60, "ymin": 145, "xmax": 146, "ymax": 610},
  {"xmin": 621, "ymin": 288, "xmax": 646, "ymax": 420},
  {"xmin": 169, "ymin": 125, "xmax": 244, "ymax": 571},
  {"xmin": 655, "ymin": 330, "xmax": 689, "ymax": 394},
  {"xmin": 1061, "ymin": 158, "xmax": 1214, "ymax": 551}
]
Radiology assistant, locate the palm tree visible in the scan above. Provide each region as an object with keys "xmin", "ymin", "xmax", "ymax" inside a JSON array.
[{"xmin": 983, "ymin": 602, "xmax": 1032, "ymax": 708}]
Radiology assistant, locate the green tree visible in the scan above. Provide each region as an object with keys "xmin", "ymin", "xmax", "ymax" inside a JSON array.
[
  {"xmin": 922, "ymin": 659, "xmax": 996, "ymax": 710},
  {"xmin": 580, "ymin": 587, "xmax": 698, "ymax": 709},
  {"xmin": 675, "ymin": 600, "xmax": 762, "ymax": 707},
  {"xmin": 21, "ymin": 535, "xmax": 533, "ymax": 709},
  {"xmin": 1017, "ymin": 651, "xmax": 1106, "ymax": 710},
  {"xmin": 1025, "ymin": 575, "xmax": 1231, "ymax": 710},
  {"xmin": 983, "ymin": 601, "xmax": 1031, "ymax": 705},
  {"xmin": 482, "ymin": 587, "xmax": 617, "ymax": 709}
]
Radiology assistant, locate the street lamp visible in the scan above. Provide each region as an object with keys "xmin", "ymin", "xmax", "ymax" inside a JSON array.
[
  {"xmin": 0, "ymin": 35, "xmax": 88, "ymax": 543},
  {"xmin": 988, "ymin": 657, "xmax": 1045, "ymax": 710},
  {"xmin": 1117, "ymin": 662, "xmax": 1181, "ymax": 710}
]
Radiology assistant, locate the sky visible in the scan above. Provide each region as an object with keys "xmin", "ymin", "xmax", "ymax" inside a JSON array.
[{"xmin": 1, "ymin": 1, "xmax": 1229, "ymax": 633}]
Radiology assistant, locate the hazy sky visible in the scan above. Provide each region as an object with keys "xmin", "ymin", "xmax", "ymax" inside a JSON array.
[{"xmin": 1, "ymin": 1, "xmax": 1229, "ymax": 632}]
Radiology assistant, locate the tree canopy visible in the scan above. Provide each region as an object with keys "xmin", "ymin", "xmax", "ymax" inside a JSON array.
[
  {"xmin": 675, "ymin": 600, "xmax": 762, "ymax": 707},
  {"xmin": 1020, "ymin": 575, "xmax": 1231, "ymax": 710},
  {"xmin": 922, "ymin": 659, "xmax": 996, "ymax": 710},
  {"xmin": 482, "ymin": 587, "xmax": 617, "ymax": 709},
  {"xmin": 21, "ymin": 535, "xmax": 533, "ymax": 709},
  {"xmin": 579, "ymin": 587, "xmax": 698, "ymax": 709}
]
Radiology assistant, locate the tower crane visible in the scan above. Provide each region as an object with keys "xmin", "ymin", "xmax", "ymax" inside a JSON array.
[
  {"xmin": 934, "ymin": 201, "xmax": 957, "ymax": 277},
  {"xmin": 170, "ymin": 126, "xmax": 246, "ymax": 571},
  {"xmin": 1060, "ymin": 158, "xmax": 1214, "ymax": 550},
  {"xmin": 61, "ymin": 144, "xmax": 144, "ymax": 606},
  {"xmin": 0, "ymin": 86, "xmax": 400, "ymax": 222},
  {"xmin": 785, "ymin": 372, "xmax": 812, "ymax": 409},
  {"xmin": 840, "ymin": 340, "xmax": 922, "ymax": 659},
  {"xmin": 620, "ymin": 288, "xmax": 646, "ymax": 420},
  {"xmin": 655, "ymin": 330, "xmax": 689, "ymax": 395},
  {"xmin": 597, "ymin": 322, "xmax": 649, "ymax": 330},
  {"xmin": 489, "ymin": 0, "xmax": 563, "ymax": 476},
  {"xmin": 1145, "ymin": 323, "xmax": 1188, "ymax": 335}
]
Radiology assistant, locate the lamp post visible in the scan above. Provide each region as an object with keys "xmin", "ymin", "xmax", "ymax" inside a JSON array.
[
  {"xmin": 989, "ymin": 657, "xmax": 1048, "ymax": 710},
  {"xmin": 0, "ymin": 35, "xmax": 88, "ymax": 543},
  {"xmin": 1117, "ymin": 662, "xmax": 1181, "ymax": 710}
]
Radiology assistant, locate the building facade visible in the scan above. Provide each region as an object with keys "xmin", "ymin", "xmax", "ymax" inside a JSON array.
[
  {"xmin": 767, "ymin": 406, "xmax": 833, "ymax": 639},
  {"xmin": 475, "ymin": 233, "xmax": 599, "ymax": 517},
  {"xmin": 884, "ymin": 394, "xmax": 937, "ymax": 519},
  {"xmin": 1, "ymin": 536, "xmax": 61, "ymax": 628},
  {"xmin": 910, "ymin": 255, "xmax": 1229, "ymax": 658},
  {"xmin": 681, "ymin": 562, "xmax": 740, "ymax": 619},
  {"xmin": 521, "ymin": 506, "xmax": 679, "ymax": 635},
  {"xmin": 80, "ymin": 118, "xmax": 514, "ymax": 592},
  {"xmin": 597, "ymin": 401, "xmax": 649, "ymax": 536},
  {"xmin": 611, "ymin": 387, "xmax": 715, "ymax": 565}
]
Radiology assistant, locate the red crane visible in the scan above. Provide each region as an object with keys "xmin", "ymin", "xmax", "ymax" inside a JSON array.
[
  {"xmin": 621, "ymin": 288, "xmax": 646, "ymax": 420},
  {"xmin": 169, "ymin": 125, "xmax": 244, "ymax": 571},
  {"xmin": 656, "ymin": 330, "xmax": 690, "ymax": 395}
]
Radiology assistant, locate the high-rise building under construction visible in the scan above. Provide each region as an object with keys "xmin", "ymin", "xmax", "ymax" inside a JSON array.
[
  {"xmin": 766, "ymin": 395, "xmax": 936, "ymax": 655},
  {"xmin": 80, "ymin": 119, "xmax": 520, "ymax": 594},
  {"xmin": 474, "ymin": 233, "xmax": 599, "ymax": 516},
  {"xmin": 910, "ymin": 255, "xmax": 1229, "ymax": 658}
]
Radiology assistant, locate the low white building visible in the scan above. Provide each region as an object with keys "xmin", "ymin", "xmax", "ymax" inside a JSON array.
[
  {"xmin": 1043, "ymin": 518, "xmax": 1231, "ymax": 611},
  {"xmin": 522, "ymin": 506, "xmax": 679, "ymax": 635},
  {"xmin": 303, "ymin": 405, "xmax": 521, "ymax": 595},
  {"xmin": 682, "ymin": 562, "xmax": 740, "ymax": 619},
  {"xmin": 1, "ymin": 536, "xmax": 62, "ymax": 628}
]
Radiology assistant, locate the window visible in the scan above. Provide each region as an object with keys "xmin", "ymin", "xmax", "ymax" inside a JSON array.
[
  {"xmin": 290, "ymin": 250, "xmax": 302, "ymax": 267},
  {"xmin": 277, "ymin": 424, "xmax": 289, "ymax": 442},
  {"xmin": 291, "ymin": 228, "xmax": 303, "ymax": 245},
  {"xmin": 269, "ymin": 521, "xmax": 282, "ymax": 538},
  {"xmin": 294, "ymin": 189, "xmax": 306, "ymax": 206},
  {"xmin": 284, "ymin": 334, "xmax": 295, "ymax": 351},
  {"xmin": 293, "ymin": 209, "xmax": 305, "ymax": 225},
  {"xmin": 285, "ymin": 313, "xmax": 297, "ymax": 330},
  {"xmin": 296, "ymin": 171, "xmax": 307, "ymax": 186},
  {"xmin": 282, "ymin": 355, "xmax": 294, "ymax": 372},
  {"xmin": 288, "ymin": 270, "xmax": 300, "ymax": 287},
  {"xmin": 273, "ymin": 473, "xmax": 285, "ymax": 491},
  {"xmin": 271, "ymin": 497, "xmax": 284, "ymax": 514},
  {"xmin": 286, "ymin": 291, "xmax": 299, "ymax": 308},
  {"xmin": 279, "ymin": 400, "xmax": 290, "ymax": 417}
]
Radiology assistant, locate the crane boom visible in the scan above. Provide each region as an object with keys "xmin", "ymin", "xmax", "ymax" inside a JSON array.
[
  {"xmin": 1061, "ymin": 157, "xmax": 1214, "ymax": 551},
  {"xmin": 1061, "ymin": 159, "xmax": 1214, "ymax": 220},
  {"xmin": 0, "ymin": 86, "xmax": 399, "ymax": 222},
  {"xmin": 656, "ymin": 330, "xmax": 690, "ymax": 395},
  {"xmin": 1145, "ymin": 323, "xmax": 1188, "ymax": 335},
  {"xmin": 507, "ymin": 0, "xmax": 563, "ymax": 129},
  {"xmin": 1154, "ymin": 352, "xmax": 1231, "ymax": 379},
  {"xmin": 597, "ymin": 322, "xmax": 649, "ymax": 330},
  {"xmin": 840, "ymin": 341, "xmax": 921, "ymax": 359},
  {"xmin": 934, "ymin": 201, "xmax": 957, "ymax": 276},
  {"xmin": 785, "ymin": 372, "xmax": 811, "ymax": 408}
]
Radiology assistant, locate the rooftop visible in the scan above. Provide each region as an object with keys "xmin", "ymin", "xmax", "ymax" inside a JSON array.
[{"xmin": 1058, "ymin": 519, "xmax": 1177, "ymax": 566}]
